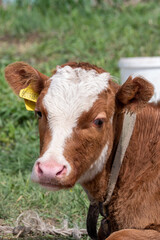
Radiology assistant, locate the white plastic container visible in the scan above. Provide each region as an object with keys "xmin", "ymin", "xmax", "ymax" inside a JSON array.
[{"xmin": 118, "ymin": 57, "xmax": 160, "ymax": 102}]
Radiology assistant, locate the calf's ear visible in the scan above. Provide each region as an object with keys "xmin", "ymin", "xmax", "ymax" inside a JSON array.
[
  {"xmin": 5, "ymin": 61, "xmax": 48, "ymax": 95},
  {"xmin": 116, "ymin": 76, "xmax": 154, "ymax": 112}
]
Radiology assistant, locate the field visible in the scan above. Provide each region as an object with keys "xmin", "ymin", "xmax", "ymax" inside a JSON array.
[{"xmin": 0, "ymin": 0, "xmax": 160, "ymax": 239}]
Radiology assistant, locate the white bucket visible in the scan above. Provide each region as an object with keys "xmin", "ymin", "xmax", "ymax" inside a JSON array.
[{"xmin": 118, "ymin": 57, "xmax": 160, "ymax": 102}]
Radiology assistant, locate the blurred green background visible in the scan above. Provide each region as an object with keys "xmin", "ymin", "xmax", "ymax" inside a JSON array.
[{"xmin": 0, "ymin": 0, "xmax": 160, "ymax": 239}]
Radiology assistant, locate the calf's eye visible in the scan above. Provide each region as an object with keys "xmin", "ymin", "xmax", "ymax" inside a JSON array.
[
  {"xmin": 35, "ymin": 111, "xmax": 42, "ymax": 119},
  {"xmin": 93, "ymin": 118, "xmax": 104, "ymax": 128}
]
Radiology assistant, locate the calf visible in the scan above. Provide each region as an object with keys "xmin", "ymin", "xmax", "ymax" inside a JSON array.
[{"xmin": 5, "ymin": 61, "xmax": 160, "ymax": 240}]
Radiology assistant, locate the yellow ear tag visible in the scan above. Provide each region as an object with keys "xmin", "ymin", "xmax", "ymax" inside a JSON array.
[{"xmin": 19, "ymin": 84, "xmax": 39, "ymax": 111}]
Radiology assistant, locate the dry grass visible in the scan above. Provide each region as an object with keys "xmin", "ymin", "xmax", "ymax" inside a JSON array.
[{"xmin": 0, "ymin": 210, "xmax": 87, "ymax": 239}]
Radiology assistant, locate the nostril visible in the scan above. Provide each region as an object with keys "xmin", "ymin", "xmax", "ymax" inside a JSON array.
[
  {"xmin": 35, "ymin": 161, "xmax": 67, "ymax": 180},
  {"xmin": 36, "ymin": 162, "xmax": 43, "ymax": 175},
  {"xmin": 56, "ymin": 166, "xmax": 67, "ymax": 177}
]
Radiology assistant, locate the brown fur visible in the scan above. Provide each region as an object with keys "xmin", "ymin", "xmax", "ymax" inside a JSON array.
[
  {"xmin": 106, "ymin": 229, "xmax": 160, "ymax": 240},
  {"xmin": 5, "ymin": 62, "xmax": 48, "ymax": 95},
  {"xmin": 85, "ymin": 103, "xmax": 160, "ymax": 239},
  {"xmin": 61, "ymin": 61, "xmax": 107, "ymax": 73},
  {"xmin": 107, "ymin": 105, "xmax": 160, "ymax": 232},
  {"xmin": 36, "ymin": 86, "xmax": 51, "ymax": 153},
  {"xmin": 116, "ymin": 76, "xmax": 154, "ymax": 112}
]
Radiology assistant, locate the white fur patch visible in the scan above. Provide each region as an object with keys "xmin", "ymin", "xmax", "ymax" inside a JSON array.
[
  {"xmin": 78, "ymin": 143, "xmax": 109, "ymax": 183},
  {"xmin": 39, "ymin": 66, "xmax": 110, "ymax": 176}
]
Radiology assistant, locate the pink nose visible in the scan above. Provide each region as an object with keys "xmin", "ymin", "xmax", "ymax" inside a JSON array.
[{"xmin": 35, "ymin": 160, "xmax": 67, "ymax": 181}]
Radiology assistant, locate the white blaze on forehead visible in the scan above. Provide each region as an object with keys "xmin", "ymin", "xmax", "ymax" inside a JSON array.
[{"xmin": 41, "ymin": 66, "xmax": 110, "ymax": 176}]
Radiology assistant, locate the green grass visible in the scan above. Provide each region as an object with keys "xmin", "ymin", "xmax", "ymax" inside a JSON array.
[
  {"xmin": 0, "ymin": 0, "xmax": 160, "ymax": 239},
  {"xmin": 0, "ymin": 172, "xmax": 88, "ymax": 226}
]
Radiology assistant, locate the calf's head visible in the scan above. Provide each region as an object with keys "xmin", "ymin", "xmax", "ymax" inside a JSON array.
[{"xmin": 5, "ymin": 62, "xmax": 153, "ymax": 191}]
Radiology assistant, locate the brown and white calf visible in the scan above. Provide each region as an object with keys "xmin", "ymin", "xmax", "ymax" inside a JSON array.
[{"xmin": 5, "ymin": 61, "xmax": 160, "ymax": 240}]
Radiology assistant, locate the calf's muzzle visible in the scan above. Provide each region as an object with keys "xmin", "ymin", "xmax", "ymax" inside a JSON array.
[{"xmin": 33, "ymin": 159, "xmax": 67, "ymax": 183}]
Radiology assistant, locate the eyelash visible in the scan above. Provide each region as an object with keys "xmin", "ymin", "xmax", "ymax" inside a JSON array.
[
  {"xmin": 35, "ymin": 111, "xmax": 42, "ymax": 119},
  {"xmin": 93, "ymin": 118, "xmax": 104, "ymax": 128}
]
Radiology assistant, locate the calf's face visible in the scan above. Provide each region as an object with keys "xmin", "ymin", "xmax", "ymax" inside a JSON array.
[
  {"xmin": 32, "ymin": 65, "xmax": 115, "ymax": 189},
  {"xmin": 5, "ymin": 62, "xmax": 154, "ymax": 191}
]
